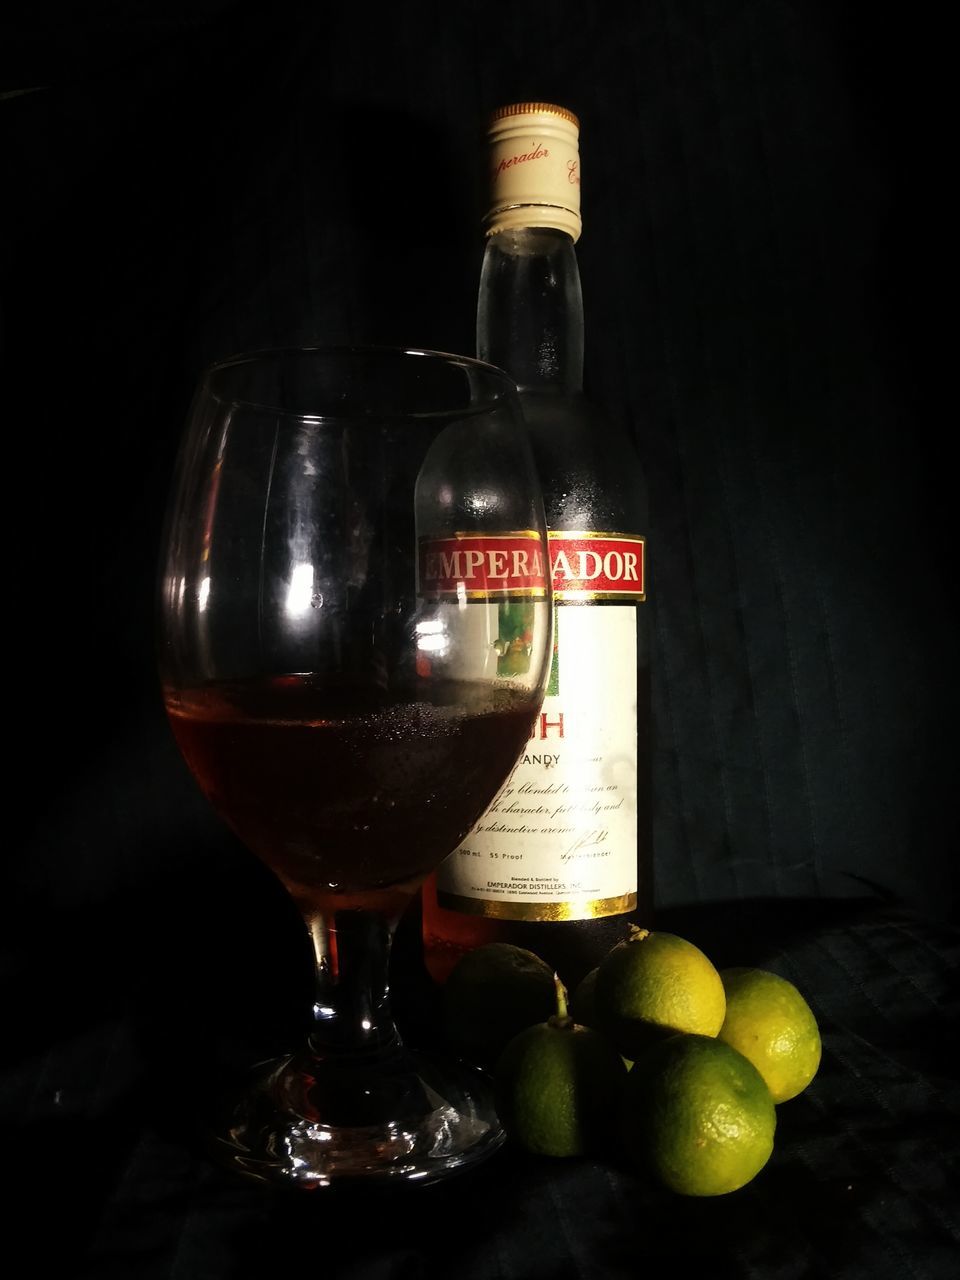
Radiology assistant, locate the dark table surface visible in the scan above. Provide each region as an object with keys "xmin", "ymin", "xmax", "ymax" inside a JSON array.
[{"xmin": 7, "ymin": 888, "xmax": 958, "ymax": 1278}]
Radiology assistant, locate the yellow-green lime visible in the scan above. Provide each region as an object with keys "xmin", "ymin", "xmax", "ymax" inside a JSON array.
[
  {"xmin": 495, "ymin": 982, "xmax": 628, "ymax": 1157},
  {"xmin": 717, "ymin": 967, "xmax": 821, "ymax": 1103},
  {"xmin": 443, "ymin": 943, "xmax": 557, "ymax": 1061},
  {"xmin": 595, "ymin": 929, "xmax": 726, "ymax": 1059},
  {"xmin": 622, "ymin": 1033, "xmax": 777, "ymax": 1196}
]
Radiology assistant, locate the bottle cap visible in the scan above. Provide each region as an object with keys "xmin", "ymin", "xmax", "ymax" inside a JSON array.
[{"xmin": 483, "ymin": 102, "xmax": 581, "ymax": 242}]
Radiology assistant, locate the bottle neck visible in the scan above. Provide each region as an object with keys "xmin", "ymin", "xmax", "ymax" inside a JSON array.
[{"xmin": 476, "ymin": 226, "xmax": 584, "ymax": 396}]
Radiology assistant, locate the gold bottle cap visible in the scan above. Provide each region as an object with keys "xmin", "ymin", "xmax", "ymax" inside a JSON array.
[{"xmin": 483, "ymin": 102, "xmax": 581, "ymax": 241}]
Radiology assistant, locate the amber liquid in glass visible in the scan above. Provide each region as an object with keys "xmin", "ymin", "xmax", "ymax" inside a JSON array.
[{"xmin": 165, "ymin": 674, "xmax": 535, "ymax": 917}]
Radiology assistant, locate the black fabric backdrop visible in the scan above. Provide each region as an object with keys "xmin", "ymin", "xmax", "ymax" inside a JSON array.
[{"xmin": 1, "ymin": 3, "xmax": 957, "ymax": 1277}]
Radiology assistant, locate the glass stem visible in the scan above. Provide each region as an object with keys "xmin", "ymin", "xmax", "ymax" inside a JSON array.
[{"xmin": 306, "ymin": 909, "xmax": 402, "ymax": 1062}]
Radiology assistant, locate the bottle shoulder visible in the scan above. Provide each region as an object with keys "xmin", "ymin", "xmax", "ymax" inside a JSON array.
[{"xmin": 518, "ymin": 392, "xmax": 648, "ymax": 533}]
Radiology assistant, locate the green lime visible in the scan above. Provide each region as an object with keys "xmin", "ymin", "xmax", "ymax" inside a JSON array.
[
  {"xmin": 495, "ymin": 978, "xmax": 628, "ymax": 1157},
  {"xmin": 570, "ymin": 966, "xmax": 635, "ymax": 1069},
  {"xmin": 595, "ymin": 929, "xmax": 726, "ymax": 1059},
  {"xmin": 622, "ymin": 1033, "xmax": 777, "ymax": 1196},
  {"xmin": 569, "ymin": 966, "xmax": 599, "ymax": 1026},
  {"xmin": 443, "ymin": 942, "xmax": 557, "ymax": 1061},
  {"xmin": 718, "ymin": 967, "xmax": 822, "ymax": 1103}
]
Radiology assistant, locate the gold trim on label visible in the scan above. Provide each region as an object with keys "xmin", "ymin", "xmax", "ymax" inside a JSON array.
[
  {"xmin": 450, "ymin": 586, "xmax": 548, "ymax": 599},
  {"xmin": 435, "ymin": 891, "xmax": 637, "ymax": 922},
  {"xmin": 555, "ymin": 590, "xmax": 646, "ymax": 602},
  {"xmin": 548, "ymin": 530, "xmax": 644, "ymax": 543},
  {"xmin": 437, "ymin": 529, "xmax": 542, "ymax": 541}
]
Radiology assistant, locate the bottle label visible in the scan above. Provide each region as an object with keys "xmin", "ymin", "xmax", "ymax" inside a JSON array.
[
  {"xmin": 435, "ymin": 532, "xmax": 644, "ymax": 921},
  {"xmin": 418, "ymin": 532, "xmax": 548, "ymax": 599},
  {"xmin": 549, "ymin": 530, "xmax": 644, "ymax": 600}
]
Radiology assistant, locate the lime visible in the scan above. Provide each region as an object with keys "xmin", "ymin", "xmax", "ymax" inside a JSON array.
[
  {"xmin": 570, "ymin": 966, "xmax": 636, "ymax": 1069},
  {"xmin": 569, "ymin": 966, "xmax": 599, "ymax": 1027},
  {"xmin": 717, "ymin": 967, "xmax": 821, "ymax": 1103},
  {"xmin": 495, "ymin": 979, "xmax": 628, "ymax": 1157},
  {"xmin": 443, "ymin": 942, "xmax": 557, "ymax": 1061},
  {"xmin": 595, "ymin": 929, "xmax": 726, "ymax": 1059},
  {"xmin": 622, "ymin": 1033, "xmax": 777, "ymax": 1196}
]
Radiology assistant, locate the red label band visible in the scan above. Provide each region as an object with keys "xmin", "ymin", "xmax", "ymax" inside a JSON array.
[
  {"xmin": 550, "ymin": 532, "xmax": 645, "ymax": 599},
  {"xmin": 418, "ymin": 533, "xmax": 548, "ymax": 599},
  {"xmin": 417, "ymin": 531, "xmax": 645, "ymax": 601}
]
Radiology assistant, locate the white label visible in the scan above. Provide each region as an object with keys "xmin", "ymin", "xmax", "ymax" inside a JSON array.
[{"xmin": 435, "ymin": 604, "xmax": 638, "ymax": 921}]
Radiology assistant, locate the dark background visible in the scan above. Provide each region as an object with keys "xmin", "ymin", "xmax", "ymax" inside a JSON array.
[{"xmin": 1, "ymin": 3, "xmax": 956, "ymax": 1277}]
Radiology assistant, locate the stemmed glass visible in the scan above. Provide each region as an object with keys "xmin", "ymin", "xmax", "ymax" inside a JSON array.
[{"xmin": 158, "ymin": 347, "xmax": 552, "ymax": 1186}]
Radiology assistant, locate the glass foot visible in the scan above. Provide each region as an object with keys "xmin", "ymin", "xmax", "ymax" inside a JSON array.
[{"xmin": 212, "ymin": 1049, "xmax": 505, "ymax": 1188}]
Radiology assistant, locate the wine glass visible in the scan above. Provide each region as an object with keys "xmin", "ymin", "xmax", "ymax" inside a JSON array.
[{"xmin": 158, "ymin": 347, "xmax": 552, "ymax": 1187}]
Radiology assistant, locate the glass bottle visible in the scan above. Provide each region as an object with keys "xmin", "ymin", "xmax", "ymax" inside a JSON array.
[{"xmin": 422, "ymin": 103, "xmax": 652, "ymax": 987}]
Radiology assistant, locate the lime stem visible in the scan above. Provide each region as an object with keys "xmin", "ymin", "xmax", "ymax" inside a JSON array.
[
  {"xmin": 547, "ymin": 975, "xmax": 573, "ymax": 1030},
  {"xmin": 553, "ymin": 973, "xmax": 570, "ymax": 1022}
]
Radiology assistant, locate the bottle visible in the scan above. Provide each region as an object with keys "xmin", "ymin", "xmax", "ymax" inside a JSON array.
[{"xmin": 421, "ymin": 102, "xmax": 652, "ymax": 988}]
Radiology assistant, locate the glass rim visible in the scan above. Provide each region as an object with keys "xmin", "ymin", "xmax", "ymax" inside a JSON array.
[{"xmin": 200, "ymin": 344, "xmax": 519, "ymax": 422}]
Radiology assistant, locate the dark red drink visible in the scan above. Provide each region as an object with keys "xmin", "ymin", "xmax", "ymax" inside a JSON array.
[{"xmin": 165, "ymin": 674, "xmax": 535, "ymax": 917}]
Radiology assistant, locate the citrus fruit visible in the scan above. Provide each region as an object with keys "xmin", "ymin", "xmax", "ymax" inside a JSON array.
[
  {"xmin": 622, "ymin": 1033, "xmax": 777, "ymax": 1195},
  {"xmin": 717, "ymin": 967, "xmax": 821, "ymax": 1103},
  {"xmin": 594, "ymin": 929, "xmax": 726, "ymax": 1059},
  {"xmin": 495, "ymin": 979, "xmax": 627, "ymax": 1156},
  {"xmin": 570, "ymin": 967, "xmax": 637, "ymax": 1068},
  {"xmin": 443, "ymin": 942, "xmax": 557, "ymax": 1060},
  {"xmin": 569, "ymin": 966, "xmax": 599, "ymax": 1026}
]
